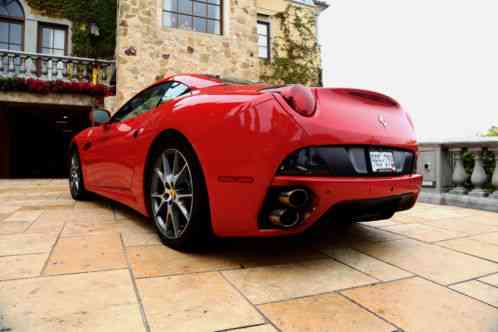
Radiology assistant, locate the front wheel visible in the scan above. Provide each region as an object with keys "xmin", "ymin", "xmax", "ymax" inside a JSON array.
[
  {"xmin": 148, "ymin": 140, "xmax": 209, "ymax": 250},
  {"xmin": 69, "ymin": 150, "xmax": 90, "ymax": 200}
]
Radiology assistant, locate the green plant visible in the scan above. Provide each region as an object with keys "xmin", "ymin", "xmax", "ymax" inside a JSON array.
[
  {"xmin": 25, "ymin": 0, "xmax": 116, "ymax": 59},
  {"xmin": 260, "ymin": 5, "xmax": 321, "ymax": 86},
  {"xmin": 483, "ymin": 126, "xmax": 498, "ymax": 137}
]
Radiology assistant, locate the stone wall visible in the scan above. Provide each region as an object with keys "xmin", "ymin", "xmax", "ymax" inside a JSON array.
[
  {"xmin": 115, "ymin": 0, "xmax": 323, "ymax": 108},
  {"xmin": 116, "ymin": 0, "xmax": 260, "ymax": 107}
]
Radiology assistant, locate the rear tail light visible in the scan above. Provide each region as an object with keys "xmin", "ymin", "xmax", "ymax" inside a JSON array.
[{"xmin": 280, "ymin": 85, "xmax": 317, "ymax": 117}]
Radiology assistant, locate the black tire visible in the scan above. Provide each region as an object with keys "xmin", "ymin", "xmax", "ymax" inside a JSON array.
[
  {"xmin": 69, "ymin": 150, "xmax": 91, "ymax": 201},
  {"xmin": 147, "ymin": 137, "xmax": 210, "ymax": 251}
]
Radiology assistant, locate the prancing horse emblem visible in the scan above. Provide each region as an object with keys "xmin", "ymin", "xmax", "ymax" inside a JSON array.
[{"xmin": 378, "ymin": 115, "xmax": 388, "ymax": 128}]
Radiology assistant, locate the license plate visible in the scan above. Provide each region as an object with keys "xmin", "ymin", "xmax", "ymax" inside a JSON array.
[{"xmin": 370, "ymin": 151, "xmax": 396, "ymax": 172}]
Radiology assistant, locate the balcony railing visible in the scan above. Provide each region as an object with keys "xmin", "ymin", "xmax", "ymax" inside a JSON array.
[
  {"xmin": 0, "ymin": 49, "xmax": 115, "ymax": 85},
  {"xmin": 418, "ymin": 138, "xmax": 498, "ymax": 211}
]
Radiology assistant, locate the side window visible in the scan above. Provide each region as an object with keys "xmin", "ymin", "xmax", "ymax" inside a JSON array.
[
  {"xmin": 112, "ymin": 84, "xmax": 170, "ymax": 122},
  {"xmin": 160, "ymin": 82, "xmax": 190, "ymax": 104}
]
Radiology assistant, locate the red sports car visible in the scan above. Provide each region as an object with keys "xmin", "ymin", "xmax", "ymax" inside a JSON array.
[{"xmin": 69, "ymin": 74, "xmax": 422, "ymax": 249}]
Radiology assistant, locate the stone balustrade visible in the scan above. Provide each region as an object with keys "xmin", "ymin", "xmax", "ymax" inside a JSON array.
[
  {"xmin": 0, "ymin": 49, "xmax": 115, "ymax": 85},
  {"xmin": 418, "ymin": 138, "xmax": 498, "ymax": 211}
]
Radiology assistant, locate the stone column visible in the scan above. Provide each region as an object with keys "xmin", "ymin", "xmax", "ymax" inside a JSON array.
[
  {"xmin": 468, "ymin": 147, "xmax": 489, "ymax": 197},
  {"xmin": 449, "ymin": 148, "xmax": 468, "ymax": 195},
  {"xmin": 490, "ymin": 148, "xmax": 498, "ymax": 199}
]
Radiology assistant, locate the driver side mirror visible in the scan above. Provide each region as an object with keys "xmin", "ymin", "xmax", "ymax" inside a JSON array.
[{"xmin": 90, "ymin": 108, "xmax": 111, "ymax": 126}]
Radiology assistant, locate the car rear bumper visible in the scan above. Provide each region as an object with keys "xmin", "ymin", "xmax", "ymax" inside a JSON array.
[{"xmin": 250, "ymin": 174, "xmax": 422, "ymax": 237}]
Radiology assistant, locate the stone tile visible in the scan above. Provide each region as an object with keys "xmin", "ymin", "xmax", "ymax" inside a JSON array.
[
  {"xmin": 319, "ymin": 246, "xmax": 413, "ymax": 281},
  {"xmin": 347, "ymin": 224, "xmax": 405, "ymax": 243},
  {"xmin": 222, "ymin": 241, "xmax": 328, "ymax": 269},
  {"xmin": 421, "ymin": 218, "xmax": 498, "ymax": 236},
  {"xmin": 229, "ymin": 325, "xmax": 278, "ymax": 332},
  {"xmin": 480, "ymin": 273, "xmax": 498, "ymax": 287},
  {"xmin": 451, "ymin": 280, "xmax": 498, "ymax": 307},
  {"xmin": 460, "ymin": 214, "xmax": 498, "ymax": 227},
  {"xmin": 382, "ymin": 223, "xmax": 462, "ymax": 242},
  {"xmin": 354, "ymin": 238, "xmax": 498, "ymax": 284},
  {"xmin": 470, "ymin": 232, "xmax": 498, "ymax": 246},
  {"xmin": 0, "ymin": 254, "xmax": 47, "ymax": 280},
  {"xmin": 0, "ymin": 205, "xmax": 19, "ymax": 214},
  {"xmin": 342, "ymin": 277, "xmax": 498, "ymax": 332},
  {"xmin": 61, "ymin": 219, "xmax": 120, "ymax": 236},
  {"xmin": 128, "ymin": 245, "xmax": 241, "ymax": 278},
  {"xmin": 359, "ymin": 219, "xmax": 398, "ymax": 228},
  {"xmin": 222, "ymin": 259, "xmax": 376, "ymax": 304},
  {"xmin": 0, "ymin": 220, "xmax": 33, "ymax": 234},
  {"xmin": 45, "ymin": 233, "xmax": 127, "ymax": 275},
  {"xmin": 26, "ymin": 214, "xmax": 66, "ymax": 234},
  {"xmin": 121, "ymin": 231, "xmax": 161, "ymax": 247},
  {"xmin": 118, "ymin": 217, "xmax": 156, "ymax": 234},
  {"xmin": 137, "ymin": 272, "xmax": 264, "ymax": 332},
  {"xmin": 0, "ymin": 269, "xmax": 145, "ymax": 331},
  {"xmin": 4, "ymin": 209, "xmax": 43, "ymax": 222},
  {"xmin": 259, "ymin": 293, "xmax": 395, "ymax": 332},
  {"xmin": 439, "ymin": 238, "xmax": 498, "ymax": 262},
  {"xmin": 0, "ymin": 233, "xmax": 58, "ymax": 256}
]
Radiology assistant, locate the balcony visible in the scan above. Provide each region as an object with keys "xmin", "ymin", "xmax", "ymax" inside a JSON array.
[
  {"xmin": 0, "ymin": 49, "xmax": 115, "ymax": 86},
  {"xmin": 418, "ymin": 138, "xmax": 498, "ymax": 211}
]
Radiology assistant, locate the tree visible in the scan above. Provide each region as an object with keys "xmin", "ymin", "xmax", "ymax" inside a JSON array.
[{"xmin": 483, "ymin": 126, "xmax": 498, "ymax": 137}]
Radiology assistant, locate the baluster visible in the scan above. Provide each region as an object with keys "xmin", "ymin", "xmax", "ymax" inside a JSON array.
[
  {"xmin": 31, "ymin": 55, "xmax": 40, "ymax": 77},
  {"xmin": 8, "ymin": 53, "xmax": 15, "ymax": 74},
  {"xmin": 489, "ymin": 148, "xmax": 498, "ymax": 199},
  {"xmin": 19, "ymin": 55, "xmax": 27, "ymax": 77},
  {"xmin": 72, "ymin": 61, "xmax": 79, "ymax": 82},
  {"xmin": 42, "ymin": 57, "xmax": 49, "ymax": 79},
  {"xmin": 62, "ymin": 60, "xmax": 69, "ymax": 81},
  {"xmin": 24, "ymin": 56, "xmax": 32, "ymax": 78},
  {"xmin": 468, "ymin": 147, "xmax": 489, "ymax": 197},
  {"xmin": 449, "ymin": 147, "xmax": 468, "ymax": 195},
  {"xmin": 100, "ymin": 64, "xmax": 108, "ymax": 83},
  {"xmin": 52, "ymin": 59, "xmax": 58, "ymax": 78},
  {"xmin": 82, "ymin": 61, "xmax": 90, "ymax": 82},
  {"xmin": 55, "ymin": 59, "xmax": 63, "ymax": 80}
]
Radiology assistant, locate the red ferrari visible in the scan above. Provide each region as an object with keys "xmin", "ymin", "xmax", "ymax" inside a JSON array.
[{"xmin": 69, "ymin": 74, "xmax": 422, "ymax": 249}]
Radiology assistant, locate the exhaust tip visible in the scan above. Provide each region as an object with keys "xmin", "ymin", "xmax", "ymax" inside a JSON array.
[
  {"xmin": 279, "ymin": 188, "xmax": 310, "ymax": 208},
  {"xmin": 269, "ymin": 208, "xmax": 301, "ymax": 228}
]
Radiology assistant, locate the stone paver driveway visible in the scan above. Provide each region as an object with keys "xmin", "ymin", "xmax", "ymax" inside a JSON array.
[{"xmin": 1, "ymin": 179, "xmax": 498, "ymax": 332}]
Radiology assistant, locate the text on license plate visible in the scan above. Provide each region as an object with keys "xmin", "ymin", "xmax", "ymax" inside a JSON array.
[{"xmin": 370, "ymin": 151, "xmax": 396, "ymax": 172}]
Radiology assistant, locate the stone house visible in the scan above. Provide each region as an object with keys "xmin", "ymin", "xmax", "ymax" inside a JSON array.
[
  {"xmin": 116, "ymin": 0, "xmax": 328, "ymax": 107},
  {"xmin": 0, "ymin": 0, "xmax": 115, "ymax": 178},
  {"xmin": 0, "ymin": 0, "xmax": 327, "ymax": 179}
]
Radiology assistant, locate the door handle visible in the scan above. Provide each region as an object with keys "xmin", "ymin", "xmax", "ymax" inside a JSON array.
[
  {"xmin": 132, "ymin": 128, "xmax": 144, "ymax": 139},
  {"xmin": 83, "ymin": 141, "xmax": 92, "ymax": 150}
]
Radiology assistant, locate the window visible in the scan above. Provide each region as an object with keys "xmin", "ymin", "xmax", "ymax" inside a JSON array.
[
  {"xmin": 257, "ymin": 21, "xmax": 270, "ymax": 60},
  {"xmin": 112, "ymin": 82, "xmax": 190, "ymax": 123},
  {"xmin": 163, "ymin": 0, "xmax": 222, "ymax": 35},
  {"xmin": 0, "ymin": 0, "xmax": 24, "ymax": 51},
  {"xmin": 38, "ymin": 24, "xmax": 67, "ymax": 56}
]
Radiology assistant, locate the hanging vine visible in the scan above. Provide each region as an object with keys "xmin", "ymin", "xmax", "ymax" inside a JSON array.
[
  {"xmin": 25, "ymin": 0, "xmax": 116, "ymax": 59},
  {"xmin": 260, "ymin": 5, "xmax": 321, "ymax": 86}
]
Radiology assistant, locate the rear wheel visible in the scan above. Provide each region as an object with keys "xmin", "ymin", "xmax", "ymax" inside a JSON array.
[
  {"xmin": 148, "ymin": 139, "xmax": 209, "ymax": 250},
  {"xmin": 69, "ymin": 150, "xmax": 90, "ymax": 200}
]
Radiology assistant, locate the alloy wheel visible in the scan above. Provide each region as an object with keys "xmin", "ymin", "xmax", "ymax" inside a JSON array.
[{"xmin": 151, "ymin": 149, "xmax": 194, "ymax": 240}]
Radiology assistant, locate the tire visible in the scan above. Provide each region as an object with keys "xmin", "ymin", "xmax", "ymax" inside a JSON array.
[
  {"xmin": 147, "ymin": 138, "xmax": 210, "ymax": 251},
  {"xmin": 69, "ymin": 150, "xmax": 91, "ymax": 201}
]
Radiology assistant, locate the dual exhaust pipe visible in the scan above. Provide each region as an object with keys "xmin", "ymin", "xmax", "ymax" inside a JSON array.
[{"xmin": 269, "ymin": 188, "xmax": 310, "ymax": 228}]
